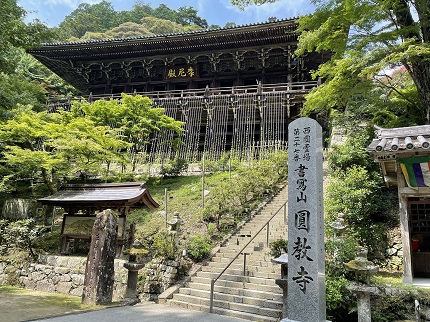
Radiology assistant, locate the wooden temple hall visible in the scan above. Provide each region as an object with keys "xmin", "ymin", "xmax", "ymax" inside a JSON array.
[{"xmin": 29, "ymin": 18, "xmax": 331, "ymax": 161}]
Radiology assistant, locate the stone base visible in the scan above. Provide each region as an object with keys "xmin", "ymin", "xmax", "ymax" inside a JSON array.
[{"xmin": 122, "ymin": 297, "xmax": 140, "ymax": 306}]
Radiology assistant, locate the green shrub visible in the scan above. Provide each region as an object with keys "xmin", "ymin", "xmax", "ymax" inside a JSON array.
[
  {"xmin": 371, "ymin": 293, "xmax": 415, "ymax": 322},
  {"xmin": 201, "ymin": 150, "xmax": 288, "ymax": 231},
  {"xmin": 325, "ymin": 234, "xmax": 360, "ymax": 278},
  {"xmin": 269, "ymin": 239, "xmax": 288, "ymax": 258},
  {"xmin": 201, "ymin": 152, "xmax": 241, "ymax": 173},
  {"xmin": 325, "ymin": 166, "xmax": 388, "ymax": 258},
  {"xmin": 160, "ymin": 157, "xmax": 188, "ymax": 177},
  {"xmin": 207, "ymin": 223, "xmax": 216, "ymax": 237},
  {"xmin": 32, "ymin": 230, "xmax": 61, "ymax": 253},
  {"xmin": 326, "ymin": 275, "xmax": 354, "ymax": 321},
  {"xmin": 152, "ymin": 229, "xmax": 177, "ymax": 259},
  {"xmin": 186, "ymin": 233, "xmax": 212, "ymax": 262},
  {"xmin": 2, "ymin": 219, "xmax": 41, "ymax": 258}
]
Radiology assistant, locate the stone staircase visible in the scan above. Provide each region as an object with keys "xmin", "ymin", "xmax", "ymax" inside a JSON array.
[{"xmin": 168, "ymin": 185, "xmax": 289, "ymax": 321}]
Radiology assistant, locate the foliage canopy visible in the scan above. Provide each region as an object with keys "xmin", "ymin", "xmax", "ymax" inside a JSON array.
[{"xmin": 232, "ymin": 0, "xmax": 430, "ymax": 126}]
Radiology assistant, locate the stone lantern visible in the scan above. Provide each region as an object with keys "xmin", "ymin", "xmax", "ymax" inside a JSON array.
[
  {"xmin": 330, "ymin": 213, "xmax": 348, "ymax": 259},
  {"xmin": 330, "ymin": 212, "xmax": 347, "ymax": 239},
  {"xmin": 167, "ymin": 212, "xmax": 183, "ymax": 246},
  {"xmin": 271, "ymin": 253, "xmax": 288, "ymax": 319},
  {"xmin": 344, "ymin": 247, "xmax": 379, "ymax": 322},
  {"xmin": 123, "ymin": 239, "xmax": 148, "ymax": 305}
]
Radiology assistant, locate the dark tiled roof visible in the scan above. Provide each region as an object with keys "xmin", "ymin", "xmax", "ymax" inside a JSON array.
[
  {"xmin": 38, "ymin": 182, "xmax": 159, "ymax": 209},
  {"xmin": 367, "ymin": 125, "xmax": 430, "ymax": 154}
]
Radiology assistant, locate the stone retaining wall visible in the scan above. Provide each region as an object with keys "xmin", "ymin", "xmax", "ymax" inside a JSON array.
[
  {"xmin": 0, "ymin": 255, "xmax": 184, "ymax": 302},
  {"xmin": 382, "ymin": 227, "xmax": 403, "ymax": 272},
  {"xmin": 0, "ymin": 255, "xmax": 128, "ymax": 301},
  {"xmin": 139, "ymin": 258, "xmax": 182, "ymax": 301}
]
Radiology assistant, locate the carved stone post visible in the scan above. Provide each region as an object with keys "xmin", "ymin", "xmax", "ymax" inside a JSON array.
[{"xmin": 82, "ymin": 209, "xmax": 118, "ymax": 305}]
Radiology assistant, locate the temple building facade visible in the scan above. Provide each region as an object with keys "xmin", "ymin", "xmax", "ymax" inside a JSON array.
[{"xmin": 29, "ymin": 18, "xmax": 331, "ymax": 162}]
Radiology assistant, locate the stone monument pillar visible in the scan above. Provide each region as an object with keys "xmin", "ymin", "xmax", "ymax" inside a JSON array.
[
  {"xmin": 82, "ymin": 209, "xmax": 118, "ymax": 305},
  {"xmin": 285, "ymin": 117, "xmax": 328, "ymax": 322}
]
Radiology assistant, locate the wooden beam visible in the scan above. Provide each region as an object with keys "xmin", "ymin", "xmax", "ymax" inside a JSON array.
[
  {"xmin": 399, "ymin": 187, "xmax": 430, "ymax": 195},
  {"xmin": 398, "ymin": 162, "xmax": 413, "ymax": 284}
]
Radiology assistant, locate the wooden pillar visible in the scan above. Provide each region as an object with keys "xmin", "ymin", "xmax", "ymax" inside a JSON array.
[{"xmin": 397, "ymin": 161, "xmax": 413, "ymax": 284}]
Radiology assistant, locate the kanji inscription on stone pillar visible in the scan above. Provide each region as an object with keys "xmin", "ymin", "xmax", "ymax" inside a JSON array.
[{"xmin": 285, "ymin": 117, "xmax": 327, "ymax": 322}]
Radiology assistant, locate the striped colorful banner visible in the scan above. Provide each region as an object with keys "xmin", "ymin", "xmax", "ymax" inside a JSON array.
[{"xmin": 398, "ymin": 155, "xmax": 430, "ymax": 187}]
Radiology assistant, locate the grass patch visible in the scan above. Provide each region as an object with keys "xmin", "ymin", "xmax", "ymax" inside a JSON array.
[
  {"xmin": 371, "ymin": 271, "xmax": 404, "ymax": 287},
  {"xmin": 0, "ymin": 286, "xmax": 101, "ymax": 310},
  {"xmin": 371, "ymin": 271, "xmax": 430, "ymax": 295}
]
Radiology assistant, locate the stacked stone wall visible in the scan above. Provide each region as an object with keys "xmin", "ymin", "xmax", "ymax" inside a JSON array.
[
  {"xmin": 139, "ymin": 258, "xmax": 181, "ymax": 301},
  {"xmin": 0, "ymin": 255, "xmax": 128, "ymax": 301},
  {"xmin": 0, "ymin": 255, "xmax": 184, "ymax": 302},
  {"xmin": 381, "ymin": 227, "xmax": 403, "ymax": 272}
]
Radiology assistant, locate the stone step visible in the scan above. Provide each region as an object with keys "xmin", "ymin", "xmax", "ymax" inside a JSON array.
[
  {"xmin": 168, "ymin": 300, "xmax": 279, "ymax": 322},
  {"xmin": 190, "ymin": 275, "xmax": 280, "ymax": 288},
  {"xmin": 176, "ymin": 288, "xmax": 282, "ymax": 310},
  {"xmin": 187, "ymin": 276, "xmax": 281, "ymax": 294},
  {"xmin": 213, "ymin": 251, "xmax": 275, "ymax": 261},
  {"xmin": 201, "ymin": 263, "xmax": 278, "ymax": 275},
  {"xmin": 166, "ymin": 184, "xmax": 288, "ymax": 321},
  {"xmin": 171, "ymin": 293, "xmax": 282, "ymax": 318},
  {"xmin": 208, "ymin": 257, "xmax": 278, "ymax": 267}
]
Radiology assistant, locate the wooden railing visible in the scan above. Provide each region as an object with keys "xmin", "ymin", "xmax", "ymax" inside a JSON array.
[
  {"xmin": 46, "ymin": 81, "xmax": 319, "ymax": 108},
  {"xmin": 88, "ymin": 81, "xmax": 318, "ymax": 101}
]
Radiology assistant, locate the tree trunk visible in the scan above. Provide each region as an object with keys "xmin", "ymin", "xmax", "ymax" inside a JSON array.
[{"xmin": 410, "ymin": 60, "xmax": 430, "ymax": 124}]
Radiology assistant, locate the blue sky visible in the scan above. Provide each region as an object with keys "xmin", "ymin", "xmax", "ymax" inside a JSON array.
[{"xmin": 18, "ymin": 0, "xmax": 314, "ymax": 28}]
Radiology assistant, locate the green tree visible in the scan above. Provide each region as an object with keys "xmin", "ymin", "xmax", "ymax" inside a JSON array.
[
  {"xmin": 117, "ymin": 2, "xmax": 153, "ymax": 25},
  {"xmin": 70, "ymin": 94, "xmax": 184, "ymax": 171},
  {"xmin": 152, "ymin": 4, "xmax": 177, "ymax": 23},
  {"xmin": 232, "ymin": 0, "xmax": 430, "ymax": 125},
  {"xmin": 176, "ymin": 6, "xmax": 208, "ymax": 28},
  {"xmin": 0, "ymin": 107, "xmax": 129, "ymax": 194},
  {"xmin": 224, "ymin": 22, "xmax": 237, "ymax": 28},
  {"xmin": 0, "ymin": 0, "xmax": 52, "ymax": 73},
  {"xmin": 84, "ymin": 22, "xmax": 153, "ymax": 40},
  {"xmin": 57, "ymin": 1, "xmax": 118, "ymax": 39},
  {"xmin": 231, "ymin": 0, "xmax": 278, "ymax": 10},
  {"xmin": 140, "ymin": 17, "xmax": 185, "ymax": 34},
  {"xmin": 57, "ymin": 12, "xmax": 103, "ymax": 39}
]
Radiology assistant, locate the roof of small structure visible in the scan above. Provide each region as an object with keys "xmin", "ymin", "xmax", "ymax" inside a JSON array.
[
  {"xmin": 38, "ymin": 182, "xmax": 159, "ymax": 210},
  {"xmin": 367, "ymin": 125, "xmax": 430, "ymax": 156},
  {"xmin": 366, "ymin": 125, "xmax": 430, "ymax": 187}
]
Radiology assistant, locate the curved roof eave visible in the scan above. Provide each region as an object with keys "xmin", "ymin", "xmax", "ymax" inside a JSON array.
[{"xmin": 38, "ymin": 182, "xmax": 160, "ymax": 210}]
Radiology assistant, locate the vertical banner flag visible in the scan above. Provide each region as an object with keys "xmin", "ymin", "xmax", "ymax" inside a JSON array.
[{"xmin": 398, "ymin": 154, "xmax": 430, "ymax": 187}]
